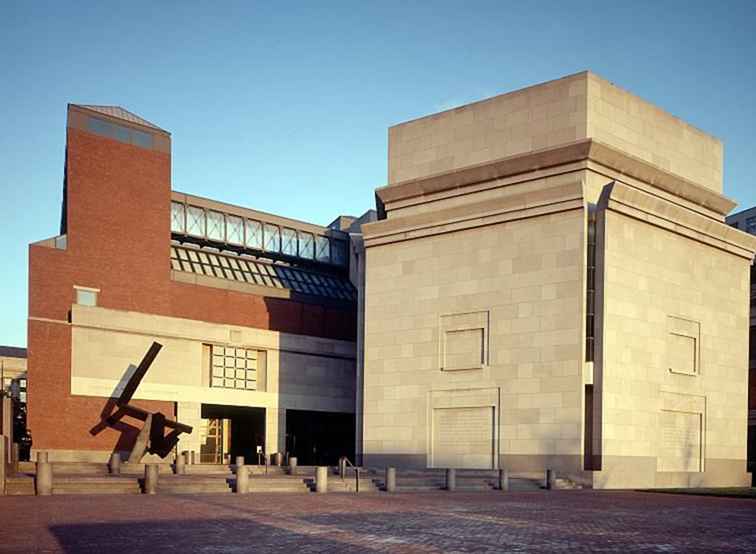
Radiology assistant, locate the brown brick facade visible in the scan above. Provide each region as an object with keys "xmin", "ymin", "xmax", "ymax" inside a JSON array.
[{"xmin": 28, "ymin": 124, "xmax": 356, "ymax": 455}]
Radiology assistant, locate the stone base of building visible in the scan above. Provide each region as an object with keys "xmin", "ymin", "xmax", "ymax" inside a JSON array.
[
  {"xmin": 593, "ymin": 456, "xmax": 752, "ymax": 489},
  {"xmin": 363, "ymin": 453, "xmax": 752, "ymax": 489}
]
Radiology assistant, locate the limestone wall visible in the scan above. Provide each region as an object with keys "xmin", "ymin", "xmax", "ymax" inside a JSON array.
[
  {"xmin": 363, "ymin": 203, "xmax": 586, "ymax": 473},
  {"xmin": 594, "ymin": 183, "xmax": 752, "ymax": 488},
  {"xmin": 70, "ymin": 305, "xmax": 356, "ymax": 456}
]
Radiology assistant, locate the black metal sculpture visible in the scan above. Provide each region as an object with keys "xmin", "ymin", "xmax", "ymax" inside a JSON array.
[{"xmin": 95, "ymin": 342, "xmax": 192, "ymax": 462}]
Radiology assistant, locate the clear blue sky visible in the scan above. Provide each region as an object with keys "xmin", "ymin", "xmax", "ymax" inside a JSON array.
[{"xmin": 1, "ymin": 1, "xmax": 755, "ymax": 348}]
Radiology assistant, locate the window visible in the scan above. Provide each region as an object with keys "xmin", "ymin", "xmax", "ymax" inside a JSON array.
[
  {"xmin": 74, "ymin": 286, "xmax": 99, "ymax": 307},
  {"xmin": 226, "ymin": 215, "xmax": 243, "ymax": 245},
  {"xmin": 315, "ymin": 235, "xmax": 330, "ymax": 263},
  {"xmin": 210, "ymin": 345, "xmax": 261, "ymax": 391},
  {"xmin": 264, "ymin": 224, "xmax": 280, "ymax": 252},
  {"xmin": 86, "ymin": 116, "xmax": 154, "ymax": 149},
  {"xmin": 207, "ymin": 211, "xmax": 224, "ymax": 241},
  {"xmin": 332, "ymin": 239, "xmax": 348, "ymax": 266},
  {"xmin": 186, "ymin": 206, "xmax": 205, "ymax": 237},
  {"xmin": 131, "ymin": 129, "xmax": 153, "ymax": 149},
  {"xmin": 170, "ymin": 245, "xmax": 357, "ymax": 300},
  {"xmin": 171, "ymin": 202, "xmax": 185, "ymax": 233},
  {"xmin": 298, "ymin": 232, "xmax": 314, "ymax": 259},
  {"xmin": 746, "ymin": 216, "xmax": 756, "ymax": 235},
  {"xmin": 281, "ymin": 228, "xmax": 297, "ymax": 256},
  {"xmin": 245, "ymin": 220, "xmax": 262, "ymax": 249}
]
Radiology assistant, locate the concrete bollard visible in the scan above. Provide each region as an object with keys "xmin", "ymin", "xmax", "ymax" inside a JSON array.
[
  {"xmin": 36, "ymin": 461, "xmax": 53, "ymax": 496},
  {"xmin": 144, "ymin": 463, "xmax": 159, "ymax": 494},
  {"xmin": 236, "ymin": 455, "xmax": 245, "ymax": 468},
  {"xmin": 236, "ymin": 464, "xmax": 249, "ymax": 494},
  {"xmin": 545, "ymin": 468, "xmax": 554, "ymax": 490},
  {"xmin": 315, "ymin": 466, "xmax": 328, "ymax": 493},
  {"xmin": 37, "ymin": 451, "xmax": 49, "ymax": 463},
  {"xmin": 189, "ymin": 450, "xmax": 196, "ymax": 465},
  {"xmin": 175, "ymin": 451, "xmax": 185, "ymax": 475},
  {"xmin": 498, "ymin": 469, "xmax": 509, "ymax": 491},
  {"xmin": 446, "ymin": 468, "xmax": 456, "ymax": 491},
  {"xmin": 0, "ymin": 438, "xmax": 7, "ymax": 495},
  {"xmin": 386, "ymin": 467, "xmax": 396, "ymax": 493},
  {"xmin": 289, "ymin": 456, "xmax": 298, "ymax": 475},
  {"xmin": 11, "ymin": 443, "xmax": 19, "ymax": 474},
  {"xmin": 338, "ymin": 457, "xmax": 346, "ymax": 479},
  {"xmin": 110, "ymin": 452, "xmax": 121, "ymax": 475}
]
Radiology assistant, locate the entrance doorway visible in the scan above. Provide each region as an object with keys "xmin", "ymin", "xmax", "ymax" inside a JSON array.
[
  {"xmin": 200, "ymin": 405, "xmax": 265, "ymax": 464},
  {"xmin": 285, "ymin": 409, "xmax": 354, "ymax": 466}
]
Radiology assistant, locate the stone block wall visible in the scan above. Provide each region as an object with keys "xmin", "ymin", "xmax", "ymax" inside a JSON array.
[{"xmin": 363, "ymin": 203, "xmax": 586, "ymax": 474}]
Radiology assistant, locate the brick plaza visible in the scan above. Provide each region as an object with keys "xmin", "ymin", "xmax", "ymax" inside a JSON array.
[{"xmin": 1, "ymin": 491, "xmax": 755, "ymax": 552}]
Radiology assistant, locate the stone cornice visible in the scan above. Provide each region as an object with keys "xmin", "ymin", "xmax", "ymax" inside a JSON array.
[
  {"xmin": 377, "ymin": 139, "xmax": 736, "ymax": 216},
  {"xmin": 599, "ymin": 182, "xmax": 756, "ymax": 260},
  {"xmin": 364, "ymin": 180, "xmax": 584, "ymax": 248}
]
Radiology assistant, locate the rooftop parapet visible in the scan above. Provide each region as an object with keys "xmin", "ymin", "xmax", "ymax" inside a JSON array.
[{"xmin": 388, "ymin": 71, "xmax": 723, "ymax": 194}]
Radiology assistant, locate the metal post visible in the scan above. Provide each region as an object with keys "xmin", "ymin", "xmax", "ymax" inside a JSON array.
[
  {"xmin": 446, "ymin": 468, "xmax": 456, "ymax": 491},
  {"xmin": 289, "ymin": 456, "xmax": 298, "ymax": 476},
  {"xmin": 386, "ymin": 467, "xmax": 396, "ymax": 493},
  {"xmin": 355, "ymin": 467, "xmax": 360, "ymax": 493},
  {"xmin": 36, "ymin": 460, "xmax": 53, "ymax": 496},
  {"xmin": 338, "ymin": 457, "xmax": 345, "ymax": 479},
  {"xmin": 144, "ymin": 463, "xmax": 159, "ymax": 494},
  {"xmin": 545, "ymin": 468, "xmax": 554, "ymax": 490},
  {"xmin": 315, "ymin": 466, "xmax": 328, "ymax": 493},
  {"xmin": 110, "ymin": 452, "xmax": 121, "ymax": 475},
  {"xmin": 498, "ymin": 468, "xmax": 509, "ymax": 491},
  {"xmin": 236, "ymin": 464, "xmax": 249, "ymax": 494}
]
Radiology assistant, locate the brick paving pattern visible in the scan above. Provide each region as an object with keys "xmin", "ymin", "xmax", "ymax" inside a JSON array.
[{"xmin": 1, "ymin": 491, "xmax": 755, "ymax": 552}]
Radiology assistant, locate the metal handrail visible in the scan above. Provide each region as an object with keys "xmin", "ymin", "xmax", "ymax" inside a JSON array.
[{"xmin": 338, "ymin": 456, "xmax": 360, "ymax": 493}]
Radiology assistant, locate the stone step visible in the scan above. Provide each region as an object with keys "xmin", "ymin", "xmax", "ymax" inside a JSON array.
[
  {"xmin": 247, "ymin": 482, "xmax": 310, "ymax": 493},
  {"xmin": 4, "ymin": 476, "xmax": 35, "ymax": 495},
  {"xmin": 120, "ymin": 463, "xmax": 173, "ymax": 476},
  {"xmin": 52, "ymin": 486, "xmax": 141, "ymax": 495},
  {"xmin": 51, "ymin": 475, "xmax": 141, "ymax": 495},
  {"xmin": 303, "ymin": 477, "xmax": 379, "ymax": 493},
  {"xmin": 49, "ymin": 462, "xmax": 110, "ymax": 475},
  {"xmin": 158, "ymin": 485, "xmax": 232, "ymax": 494}
]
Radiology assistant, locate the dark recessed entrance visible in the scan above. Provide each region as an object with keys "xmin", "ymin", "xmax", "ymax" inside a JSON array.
[
  {"xmin": 285, "ymin": 410, "xmax": 354, "ymax": 466},
  {"xmin": 200, "ymin": 404, "xmax": 265, "ymax": 465}
]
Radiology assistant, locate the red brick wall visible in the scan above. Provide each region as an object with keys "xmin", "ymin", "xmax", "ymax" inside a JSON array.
[{"xmin": 27, "ymin": 124, "xmax": 356, "ymax": 455}]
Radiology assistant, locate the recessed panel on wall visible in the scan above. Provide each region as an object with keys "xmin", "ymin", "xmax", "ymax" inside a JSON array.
[
  {"xmin": 658, "ymin": 391, "xmax": 705, "ymax": 473},
  {"xmin": 439, "ymin": 311, "xmax": 489, "ymax": 371},
  {"xmin": 428, "ymin": 387, "xmax": 499, "ymax": 470},
  {"xmin": 667, "ymin": 316, "xmax": 700, "ymax": 376},
  {"xmin": 432, "ymin": 406, "xmax": 495, "ymax": 469}
]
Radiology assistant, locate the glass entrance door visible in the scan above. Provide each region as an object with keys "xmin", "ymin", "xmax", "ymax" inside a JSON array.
[{"xmin": 200, "ymin": 418, "xmax": 231, "ymax": 463}]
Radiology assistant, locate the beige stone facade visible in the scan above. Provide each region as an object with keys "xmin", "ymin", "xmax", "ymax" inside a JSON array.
[
  {"xmin": 363, "ymin": 71, "xmax": 756, "ymax": 488},
  {"xmin": 65, "ymin": 305, "xmax": 356, "ymax": 462}
]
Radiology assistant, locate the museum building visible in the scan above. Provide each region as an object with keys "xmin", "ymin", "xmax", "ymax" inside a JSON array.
[
  {"xmin": 27, "ymin": 104, "xmax": 373, "ymax": 465},
  {"xmin": 26, "ymin": 72, "xmax": 756, "ymax": 489},
  {"xmin": 360, "ymin": 71, "xmax": 756, "ymax": 488}
]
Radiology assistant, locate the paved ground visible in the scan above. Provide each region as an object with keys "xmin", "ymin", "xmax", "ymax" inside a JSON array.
[{"xmin": 1, "ymin": 491, "xmax": 755, "ymax": 553}]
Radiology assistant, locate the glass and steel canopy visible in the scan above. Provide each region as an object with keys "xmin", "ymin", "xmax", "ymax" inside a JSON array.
[
  {"xmin": 171, "ymin": 201, "xmax": 348, "ymax": 268},
  {"xmin": 170, "ymin": 243, "xmax": 356, "ymax": 302}
]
